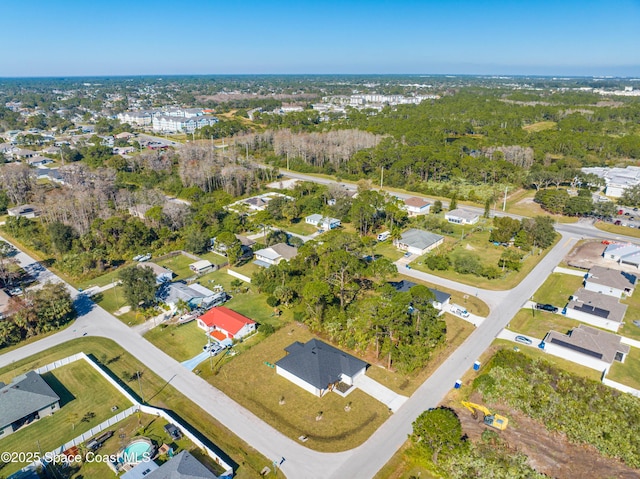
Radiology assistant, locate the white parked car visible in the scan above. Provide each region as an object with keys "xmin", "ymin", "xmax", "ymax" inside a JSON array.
[{"xmin": 138, "ymin": 253, "xmax": 152, "ymax": 262}]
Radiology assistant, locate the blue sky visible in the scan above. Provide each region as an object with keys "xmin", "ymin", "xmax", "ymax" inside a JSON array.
[{"xmin": 2, "ymin": 0, "xmax": 639, "ymax": 76}]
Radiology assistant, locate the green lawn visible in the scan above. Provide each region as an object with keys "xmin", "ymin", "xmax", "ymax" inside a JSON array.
[
  {"xmin": 0, "ymin": 337, "xmax": 270, "ymax": 479},
  {"xmin": 200, "ymin": 324, "xmax": 390, "ymax": 452},
  {"xmin": 93, "ymin": 286, "xmax": 146, "ymax": 326},
  {"xmin": 411, "ymin": 227, "xmax": 561, "ymax": 290},
  {"xmin": 508, "ymin": 308, "xmax": 582, "ymax": 339},
  {"xmin": 532, "ymin": 273, "xmax": 584, "ymax": 308},
  {"xmin": 607, "ymin": 347, "xmax": 640, "ymax": 390},
  {"xmin": 595, "ymin": 222, "xmax": 640, "ymax": 239},
  {"xmin": 77, "ymin": 267, "xmax": 124, "ymax": 290},
  {"xmin": 229, "ymin": 261, "xmax": 261, "ymax": 280},
  {"xmin": 155, "ymin": 254, "xmax": 197, "ymax": 280},
  {"xmin": 621, "ymin": 291, "xmax": 640, "ymax": 341},
  {"xmin": 0, "ymin": 360, "xmax": 132, "ymax": 476},
  {"xmin": 200, "ymin": 251, "xmax": 230, "ymax": 266},
  {"xmin": 503, "ymin": 189, "xmax": 578, "ymax": 223},
  {"xmin": 373, "ymin": 241, "xmax": 405, "ymax": 261},
  {"xmin": 145, "ymin": 321, "xmax": 207, "ymax": 362},
  {"xmin": 279, "ymin": 220, "xmax": 318, "ymax": 236}
]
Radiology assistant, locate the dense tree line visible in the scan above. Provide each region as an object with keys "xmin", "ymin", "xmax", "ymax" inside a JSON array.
[{"xmin": 0, "ymin": 283, "xmax": 76, "ymax": 348}]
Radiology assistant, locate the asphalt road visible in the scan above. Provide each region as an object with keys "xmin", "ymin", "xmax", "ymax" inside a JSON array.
[{"xmin": 0, "ymin": 223, "xmax": 619, "ymax": 478}]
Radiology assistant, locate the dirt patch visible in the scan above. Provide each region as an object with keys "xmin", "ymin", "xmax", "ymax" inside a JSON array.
[
  {"xmin": 564, "ymin": 240, "xmax": 639, "ymax": 274},
  {"xmin": 465, "ymin": 243, "xmax": 475, "ymax": 251},
  {"xmin": 450, "ymin": 398, "xmax": 638, "ymax": 479}
]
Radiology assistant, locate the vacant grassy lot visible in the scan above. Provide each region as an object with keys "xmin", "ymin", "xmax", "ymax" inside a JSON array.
[
  {"xmin": 374, "ymin": 240, "xmax": 405, "ymax": 261},
  {"xmin": 201, "ymin": 324, "xmax": 389, "ymax": 452},
  {"xmin": 200, "ymin": 251, "xmax": 229, "ymax": 266},
  {"xmin": 145, "ymin": 321, "xmax": 207, "ymax": 362},
  {"xmin": 155, "ymin": 254, "xmax": 197, "ymax": 280},
  {"xmin": 412, "ymin": 227, "xmax": 560, "ymax": 290},
  {"xmin": 0, "ymin": 337, "xmax": 270, "ymax": 479},
  {"xmin": 77, "ymin": 267, "xmax": 124, "ymax": 290},
  {"xmin": 509, "ymin": 308, "xmax": 582, "ymax": 339},
  {"xmin": 280, "ymin": 220, "xmax": 318, "ymax": 236},
  {"xmin": 229, "ymin": 261, "xmax": 261, "ymax": 280},
  {"xmin": 595, "ymin": 222, "xmax": 640, "ymax": 239},
  {"xmin": 533, "ymin": 273, "xmax": 583, "ymax": 308},
  {"xmin": 607, "ymin": 347, "xmax": 640, "ymax": 390},
  {"xmin": 94, "ymin": 286, "xmax": 144, "ymax": 325},
  {"xmin": 0, "ymin": 360, "xmax": 131, "ymax": 476}
]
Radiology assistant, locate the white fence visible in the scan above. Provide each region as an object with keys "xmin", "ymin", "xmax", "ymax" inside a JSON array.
[
  {"xmin": 227, "ymin": 269, "xmax": 252, "ymax": 283},
  {"xmin": 26, "ymin": 353, "xmax": 234, "ymax": 477}
]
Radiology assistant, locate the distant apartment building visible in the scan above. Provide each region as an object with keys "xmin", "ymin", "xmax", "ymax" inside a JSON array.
[
  {"xmin": 152, "ymin": 115, "xmax": 218, "ymax": 133},
  {"xmin": 117, "ymin": 111, "xmax": 153, "ymax": 126}
]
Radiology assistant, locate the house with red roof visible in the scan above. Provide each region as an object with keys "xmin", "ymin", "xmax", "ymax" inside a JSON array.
[{"xmin": 197, "ymin": 306, "xmax": 256, "ymax": 341}]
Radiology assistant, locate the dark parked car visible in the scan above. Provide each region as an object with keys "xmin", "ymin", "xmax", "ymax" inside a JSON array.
[{"xmin": 536, "ymin": 303, "xmax": 558, "ymax": 313}]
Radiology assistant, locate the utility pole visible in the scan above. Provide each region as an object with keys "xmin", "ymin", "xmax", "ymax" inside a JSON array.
[{"xmin": 502, "ymin": 186, "xmax": 508, "ymax": 212}]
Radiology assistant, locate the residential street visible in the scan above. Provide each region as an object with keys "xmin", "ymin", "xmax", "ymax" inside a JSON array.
[{"xmin": 0, "ymin": 228, "xmax": 604, "ymax": 479}]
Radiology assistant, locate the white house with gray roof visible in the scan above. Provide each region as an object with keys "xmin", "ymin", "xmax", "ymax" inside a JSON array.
[
  {"xmin": 584, "ymin": 266, "xmax": 636, "ymax": 298},
  {"xmin": 276, "ymin": 339, "xmax": 368, "ymax": 397},
  {"xmin": 445, "ymin": 208, "xmax": 479, "ymax": 225},
  {"xmin": 121, "ymin": 450, "xmax": 218, "ymax": 479},
  {"xmin": 254, "ymin": 243, "xmax": 298, "ymax": 267},
  {"xmin": 0, "ymin": 371, "xmax": 60, "ymax": 437},
  {"xmin": 564, "ymin": 288, "xmax": 627, "ymax": 332},
  {"xmin": 393, "ymin": 228, "xmax": 444, "ymax": 256},
  {"xmin": 541, "ymin": 325, "xmax": 630, "ymax": 372},
  {"xmin": 305, "ymin": 214, "xmax": 341, "ymax": 230}
]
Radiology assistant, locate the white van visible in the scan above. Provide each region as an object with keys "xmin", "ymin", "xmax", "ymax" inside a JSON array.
[
  {"xmin": 377, "ymin": 231, "xmax": 390, "ymax": 241},
  {"xmin": 451, "ymin": 307, "xmax": 469, "ymax": 318}
]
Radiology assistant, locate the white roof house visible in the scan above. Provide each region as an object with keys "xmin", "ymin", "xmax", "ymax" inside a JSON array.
[
  {"xmin": 445, "ymin": 208, "xmax": 479, "ymax": 225},
  {"xmin": 254, "ymin": 243, "xmax": 298, "ymax": 267},
  {"xmin": 582, "ymin": 166, "xmax": 640, "ymax": 198},
  {"xmin": 393, "ymin": 228, "xmax": 444, "ymax": 256},
  {"xmin": 305, "ymin": 214, "xmax": 341, "ymax": 230},
  {"xmin": 189, "ymin": 260, "xmax": 213, "ymax": 274},
  {"xmin": 604, "ymin": 243, "xmax": 640, "ymax": 268}
]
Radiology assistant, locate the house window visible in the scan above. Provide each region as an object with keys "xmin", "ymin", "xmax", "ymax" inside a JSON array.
[{"xmin": 614, "ymin": 351, "xmax": 624, "ymax": 362}]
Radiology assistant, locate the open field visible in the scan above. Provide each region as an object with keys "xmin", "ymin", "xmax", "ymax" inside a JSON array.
[
  {"xmin": 607, "ymin": 347, "xmax": 640, "ymax": 390},
  {"xmin": 0, "ymin": 360, "xmax": 132, "ymax": 476},
  {"xmin": 0, "ymin": 337, "xmax": 270, "ymax": 479},
  {"xmin": 532, "ymin": 272, "xmax": 583, "ymax": 308},
  {"xmin": 200, "ymin": 324, "xmax": 390, "ymax": 452},
  {"xmin": 411, "ymin": 226, "xmax": 561, "ymax": 290},
  {"xmin": 504, "ymin": 188, "xmax": 577, "ymax": 223},
  {"xmin": 523, "ymin": 120, "xmax": 557, "ymax": 132},
  {"xmin": 508, "ymin": 308, "xmax": 582, "ymax": 339},
  {"xmin": 145, "ymin": 321, "xmax": 207, "ymax": 363}
]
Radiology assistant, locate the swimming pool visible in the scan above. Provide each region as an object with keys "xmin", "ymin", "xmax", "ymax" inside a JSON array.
[{"xmin": 119, "ymin": 438, "xmax": 155, "ymax": 465}]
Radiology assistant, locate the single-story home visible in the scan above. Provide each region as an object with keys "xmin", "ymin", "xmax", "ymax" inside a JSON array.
[
  {"xmin": 7, "ymin": 204, "xmax": 39, "ymax": 219},
  {"xmin": 445, "ymin": 208, "xmax": 479, "ymax": 225},
  {"xmin": 197, "ymin": 306, "xmax": 256, "ymax": 341},
  {"xmin": 393, "ymin": 228, "xmax": 444, "ymax": 256},
  {"xmin": 388, "ymin": 280, "xmax": 451, "ymax": 311},
  {"xmin": 0, "ymin": 371, "xmax": 60, "ymax": 437},
  {"xmin": 156, "ymin": 282, "xmax": 217, "ymax": 309},
  {"xmin": 254, "ymin": 243, "xmax": 298, "ymax": 267},
  {"xmin": 138, "ymin": 262, "xmax": 173, "ymax": 284},
  {"xmin": 584, "ymin": 266, "xmax": 636, "ymax": 298},
  {"xmin": 275, "ymin": 339, "xmax": 368, "ymax": 397},
  {"xmin": 26, "ymin": 156, "xmax": 52, "ymax": 167},
  {"xmin": 564, "ymin": 288, "xmax": 627, "ymax": 332},
  {"xmin": 305, "ymin": 214, "xmax": 341, "ymax": 230},
  {"xmin": 189, "ymin": 260, "xmax": 213, "ymax": 275},
  {"xmin": 603, "ymin": 242, "xmax": 640, "ymax": 268},
  {"xmin": 403, "ymin": 197, "xmax": 431, "ymax": 216},
  {"xmin": 541, "ymin": 325, "xmax": 630, "ymax": 372},
  {"xmin": 121, "ymin": 451, "xmax": 217, "ymax": 479}
]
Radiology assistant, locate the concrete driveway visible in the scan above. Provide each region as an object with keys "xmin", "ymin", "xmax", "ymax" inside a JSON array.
[{"xmin": 354, "ymin": 374, "xmax": 408, "ymax": 412}]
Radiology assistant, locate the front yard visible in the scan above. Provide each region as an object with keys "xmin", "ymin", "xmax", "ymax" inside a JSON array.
[
  {"xmin": 200, "ymin": 324, "xmax": 390, "ymax": 452},
  {"xmin": 145, "ymin": 321, "xmax": 207, "ymax": 363},
  {"xmin": 532, "ymin": 272, "xmax": 584, "ymax": 308},
  {"xmin": 508, "ymin": 308, "xmax": 582, "ymax": 339},
  {"xmin": 93, "ymin": 286, "xmax": 146, "ymax": 326}
]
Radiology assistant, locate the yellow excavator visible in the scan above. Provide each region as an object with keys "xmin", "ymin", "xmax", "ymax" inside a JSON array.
[{"xmin": 461, "ymin": 401, "xmax": 508, "ymax": 430}]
